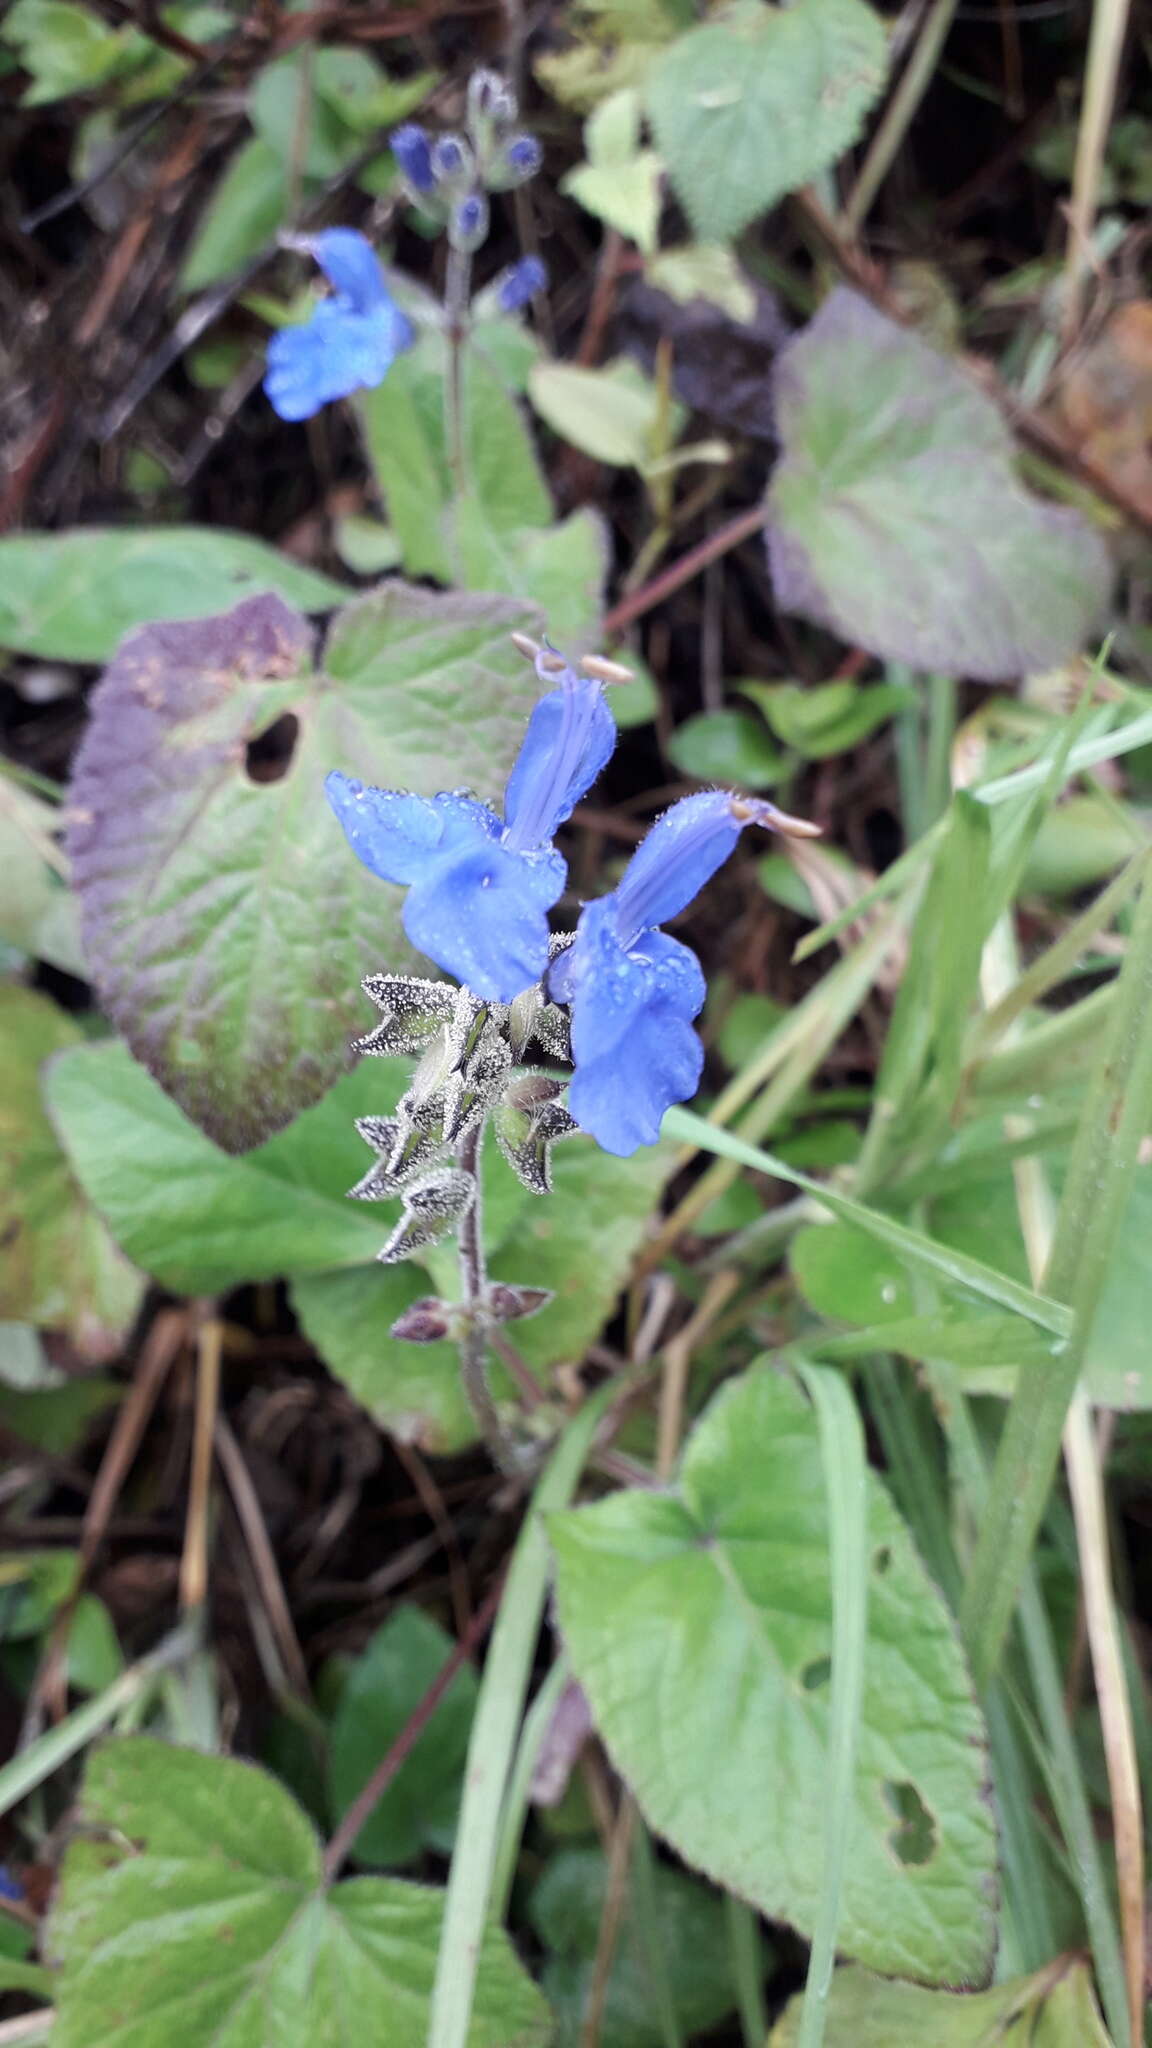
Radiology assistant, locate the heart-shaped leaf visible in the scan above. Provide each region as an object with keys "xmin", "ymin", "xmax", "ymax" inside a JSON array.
[
  {"xmin": 765, "ymin": 289, "xmax": 1112, "ymax": 678},
  {"xmin": 66, "ymin": 583, "xmax": 543, "ymax": 1150},
  {"xmin": 551, "ymin": 1365, "xmax": 997, "ymax": 1983},
  {"xmin": 646, "ymin": 0, "xmax": 887, "ymax": 244},
  {"xmin": 47, "ymin": 1737, "xmax": 549, "ymax": 2048}
]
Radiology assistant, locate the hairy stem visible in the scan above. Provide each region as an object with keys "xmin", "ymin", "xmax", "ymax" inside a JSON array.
[
  {"xmin": 456, "ymin": 1123, "xmax": 517, "ymax": 1472},
  {"xmin": 444, "ymin": 243, "xmax": 472, "ymax": 499}
]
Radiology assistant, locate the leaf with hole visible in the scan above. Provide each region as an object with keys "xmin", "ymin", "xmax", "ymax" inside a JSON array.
[
  {"xmin": 65, "ymin": 583, "xmax": 543, "ymax": 1149},
  {"xmin": 765, "ymin": 290, "xmax": 1112, "ymax": 678},
  {"xmin": 550, "ymin": 1365, "xmax": 997, "ymax": 1982},
  {"xmin": 0, "ymin": 527, "xmax": 345, "ymax": 660},
  {"xmin": 327, "ymin": 1606, "xmax": 478, "ymax": 1868},
  {"xmin": 0, "ymin": 986, "xmax": 143, "ymax": 1359},
  {"xmin": 47, "ymin": 1737, "xmax": 549, "ymax": 2048},
  {"xmin": 645, "ymin": 0, "xmax": 887, "ymax": 243}
]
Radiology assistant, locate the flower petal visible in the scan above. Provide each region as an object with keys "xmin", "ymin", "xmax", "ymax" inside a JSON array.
[
  {"xmin": 565, "ymin": 902, "xmax": 706, "ymax": 1064},
  {"xmin": 264, "ymin": 299, "xmax": 412, "ymax": 421},
  {"xmin": 569, "ymin": 1011, "xmax": 703, "ymax": 1156},
  {"xmin": 403, "ymin": 841, "xmax": 567, "ymax": 1002},
  {"xmin": 612, "ymin": 789, "xmax": 747, "ymax": 943},
  {"xmin": 311, "ymin": 227, "xmax": 390, "ymax": 312},
  {"xmin": 503, "ymin": 672, "xmax": 616, "ymax": 851},
  {"xmin": 325, "ymin": 772, "xmax": 498, "ymax": 885}
]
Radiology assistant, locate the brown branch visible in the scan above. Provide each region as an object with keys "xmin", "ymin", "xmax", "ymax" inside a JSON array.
[{"xmin": 321, "ymin": 1572, "xmax": 504, "ymax": 1883}]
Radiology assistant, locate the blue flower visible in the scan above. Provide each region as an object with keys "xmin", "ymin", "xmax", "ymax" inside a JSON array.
[
  {"xmin": 498, "ymin": 256, "xmax": 547, "ymax": 314},
  {"xmin": 264, "ymin": 229, "xmax": 413, "ymax": 423},
  {"xmin": 327, "ymin": 644, "xmax": 617, "ymax": 1004},
  {"xmin": 551, "ymin": 791, "xmax": 819, "ymax": 1155}
]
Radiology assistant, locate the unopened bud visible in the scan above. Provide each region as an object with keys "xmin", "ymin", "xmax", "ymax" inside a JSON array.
[
  {"xmin": 391, "ymin": 1297, "xmax": 452, "ymax": 1343},
  {"xmin": 448, "ymin": 191, "xmax": 489, "ymax": 254},
  {"xmin": 487, "ymin": 1284, "xmax": 554, "ymax": 1323},
  {"xmin": 468, "ymin": 68, "xmax": 517, "ymax": 127},
  {"xmin": 390, "ymin": 123, "xmax": 435, "ymax": 194},
  {"xmin": 431, "ymin": 134, "xmax": 472, "ymax": 186},
  {"xmin": 487, "ymin": 132, "xmax": 543, "ymax": 191}
]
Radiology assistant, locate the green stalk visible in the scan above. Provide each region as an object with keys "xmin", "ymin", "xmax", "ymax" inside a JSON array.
[
  {"xmin": 725, "ymin": 1894, "xmax": 768, "ymax": 2048},
  {"xmin": 959, "ymin": 874, "xmax": 1152, "ymax": 1688},
  {"xmin": 0, "ymin": 1625, "xmax": 196, "ymax": 1821},
  {"xmin": 793, "ymin": 1361, "xmax": 869, "ymax": 2048},
  {"xmin": 428, "ymin": 1391, "xmax": 610, "ymax": 2048}
]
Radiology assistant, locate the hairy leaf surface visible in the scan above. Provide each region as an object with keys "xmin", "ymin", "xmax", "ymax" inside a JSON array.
[{"xmin": 552, "ymin": 1366, "xmax": 997, "ymax": 1982}]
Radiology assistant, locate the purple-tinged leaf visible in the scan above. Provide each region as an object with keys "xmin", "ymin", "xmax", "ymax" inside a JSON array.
[
  {"xmin": 765, "ymin": 288, "xmax": 1112, "ymax": 680},
  {"xmin": 66, "ymin": 585, "xmax": 544, "ymax": 1152}
]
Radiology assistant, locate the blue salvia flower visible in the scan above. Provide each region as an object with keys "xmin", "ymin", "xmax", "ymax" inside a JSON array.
[
  {"xmin": 326, "ymin": 643, "xmax": 616, "ymax": 1004},
  {"xmin": 498, "ymin": 256, "xmax": 547, "ymax": 314},
  {"xmin": 550, "ymin": 791, "xmax": 820, "ymax": 1156},
  {"xmin": 390, "ymin": 123, "xmax": 436, "ymax": 193},
  {"xmin": 264, "ymin": 229, "xmax": 412, "ymax": 422}
]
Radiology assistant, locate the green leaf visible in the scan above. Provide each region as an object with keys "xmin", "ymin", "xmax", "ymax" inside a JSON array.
[
  {"xmin": 360, "ymin": 327, "xmax": 551, "ymax": 583},
  {"xmin": 743, "ymin": 677, "xmax": 916, "ymax": 759},
  {"xmin": 0, "ymin": 775, "xmax": 84, "ymax": 974},
  {"xmin": 528, "ymin": 358, "xmax": 664, "ymax": 468},
  {"xmin": 455, "ymin": 506, "xmax": 609, "ymax": 653},
  {"xmin": 0, "ymin": 527, "xmax": 344, "ymax": 662},
  {"xmin": 645, "ymin": 242, "xmax": 757, "ymax": 321},
  {"xmin": 66, "ymin": 583, "xmax": 543, "ymax": 1149},
  {"xmin": 328, "ymin": 1606, "xmax": 478, "ymax": 1867},
  {"xmin": 45, "ymin": 1039, "xmax": 409, "ymax": 1293},
  {"xmin": 551, "ymin": 1365, "xmax": 997, "ymax": 1983},
  {"xmin": 0, "ymin": 1376, "xmax": 121, "ymax": 1456},
  {"xmin": 250, "ymin": 50, "xmax": 367, "ymax": 180},
  {"xmin": 1020, "ymin": 794, "xmax": 1142, "ymax": 896},
  {"xmin": 928, "ymin": 1154, "xmax": 1152, "ymax": 1408},
  {"xmin": 562, "ymin": 89, "xmax": 664, "ymax": 254},
  {"xmin": 645, "ymin": 0, "xmax": 887, "ymax": 243},
  {"xmin": 769, "ymin": 1959, "xmax": 1115, "ymax": 2046},
  {"xmin": 529, "ymin": 1844, "xmax": 749, "ymax": 2047},
  {"xmin": 47, "ymin": 1737, "xmax": 550, "ymax": 2048},
  {"xmin": 667, "ymin": 708, "xmax": 784, "ymax": 786},
  {"xmin": 766, "ymin": 290, "xmax": 1112, "ymax": 679},
  {"xmin": 178, "ymin": 135, "xmax": 289, "ymax": 291},
  {"xmin": 0, "ymin": 987, "xmax": 143, "ymax": 1357},
  {"xmin": 291, "ymin": 1264, "xmax": 472, "ymax": 1450},
  {"xmin": 3, "ymin": 0, "xmax": 139, "ymax": 103}
]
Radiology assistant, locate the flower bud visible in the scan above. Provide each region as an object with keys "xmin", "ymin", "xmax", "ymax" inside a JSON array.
[
  {"xmin": 487, "ymin": 1284, "xmax": 554, "ymax": 1323},
  {"xmin": 390, "ymin": 123, "xmax": 435, "ymax": 194},
  {"xmin": 487, "ymin": 132, "xmax": 543, "ymax": 191},
  {"xmin": 498, "ymin": 255, "xmax": 547, "ymax": 314},
  {"xmin": 468, "ymin": 67, "xmax": 517, "ymax": 128},
  {"xmin": 448, "ymin": 191, "xmax": 489, "ymax": 254},
  {"xmin": 431, "ymin": 134, "xmax": 472, "ymax": 187},
  {"xmin": 391, "ymin": 1297, "xmax": 453, "ymax": 1343}
]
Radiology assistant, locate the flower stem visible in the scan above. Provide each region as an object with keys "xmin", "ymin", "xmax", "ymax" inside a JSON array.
[
  {"xmin": 455, "ymin": 1122, "xmax": 517, "ymax": 1472},
  {"xmin": 444, "ymin": 243, "xmax": 472, "ymax": 500}
]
